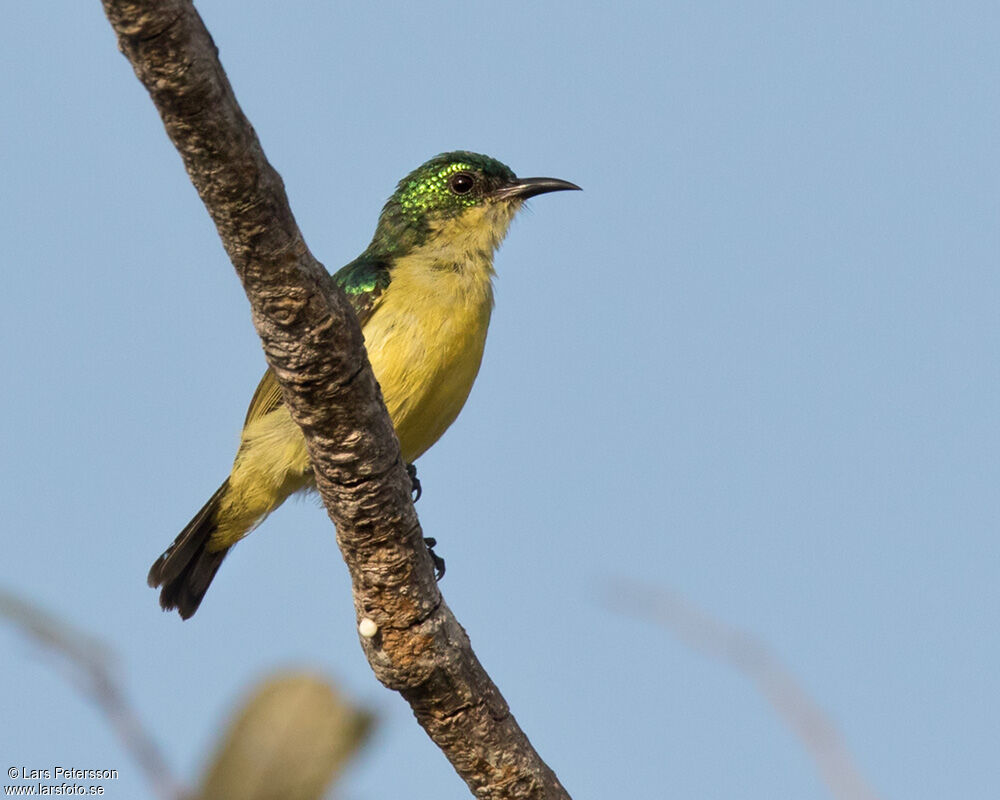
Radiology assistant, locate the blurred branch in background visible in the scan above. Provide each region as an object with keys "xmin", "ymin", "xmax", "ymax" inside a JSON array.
[
  {"xmin": 1, "ymin": 588, "xmax": 373, "ymax": 800},
  {"xmin": 0, "ymin": 587, "xmax": 185, "ymax": 800},
  {"xmin": 197, "ymin": 672, "xmax": 373, "ymax": 800},
  {"xmin": 601, "ymin": 579, "xmax": 883, "ymax": 800}
]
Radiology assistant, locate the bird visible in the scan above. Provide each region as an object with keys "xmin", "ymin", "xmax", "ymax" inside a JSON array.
[{"xmin": 148, "ymin": 151, "xmax": 580, "ymax": 618}]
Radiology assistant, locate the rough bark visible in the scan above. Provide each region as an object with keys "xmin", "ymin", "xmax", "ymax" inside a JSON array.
[{"xmin": 100, "ymin": 2, "xmax": 571, "ymax": 798}]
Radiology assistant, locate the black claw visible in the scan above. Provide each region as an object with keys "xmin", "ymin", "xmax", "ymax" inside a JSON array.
[
  {"xmin": 423, "ymin": 537, "xmax": 445, "ymax": 580},
  {"xmin": 406, "ymin": 463, "xmax": 422, "ymax": 502}
]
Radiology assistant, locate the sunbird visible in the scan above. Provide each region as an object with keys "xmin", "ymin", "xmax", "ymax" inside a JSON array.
[{"xmin": 149, "ymin": 151, "xmax": 579, "ymax": 618}]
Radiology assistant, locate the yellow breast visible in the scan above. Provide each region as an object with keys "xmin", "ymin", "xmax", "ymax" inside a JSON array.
[
  {"xmin": 363, "ymin": 246, "xmax": 495, "ymax": 463},
  {"xmin": 214, "ymin": 203, "xmax": 511, "ymax": 548}
]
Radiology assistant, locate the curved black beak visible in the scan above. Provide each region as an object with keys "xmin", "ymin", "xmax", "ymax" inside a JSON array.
[{"xmin": 491, "ymin": 176, "xmax": 582, "ymax": 201}]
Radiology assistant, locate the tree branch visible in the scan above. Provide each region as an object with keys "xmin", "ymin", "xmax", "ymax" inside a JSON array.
[{"xmin": 100, "ymin": 2, "xmax": 570, "ymax": 797}]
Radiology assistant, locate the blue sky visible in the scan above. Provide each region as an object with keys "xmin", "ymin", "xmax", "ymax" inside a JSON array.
[{"xmin": 2, "ymin": 2, "xmax": 998, "ymax": 798}]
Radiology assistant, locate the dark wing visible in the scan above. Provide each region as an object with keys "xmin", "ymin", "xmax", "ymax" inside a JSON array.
[
  {"xmin": 243, "ymin": 257, "xmax": 391, "ymax": 426},
  {"xmin": 333, "ymin": 255, "xmax": 392, "ymax": 328}
]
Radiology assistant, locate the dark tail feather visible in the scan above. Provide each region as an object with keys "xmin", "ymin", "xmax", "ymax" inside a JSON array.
[{"xmin": 148, "ymin": 480, "xmax": 230, "ymax": 619}]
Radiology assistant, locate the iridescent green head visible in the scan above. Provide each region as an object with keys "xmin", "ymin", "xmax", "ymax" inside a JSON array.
[
  {"xmin": 396, "ymin": 151, "xmax": 516, "ymax": 217},
  {"xmin": 367, "ymin": 151, "xmax": 580, "ymax": 256}
]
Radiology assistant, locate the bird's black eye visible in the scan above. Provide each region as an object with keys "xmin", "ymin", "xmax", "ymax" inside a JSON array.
[{"xmin": 448, "ymin": 172, "xmax": 475, "ymax": 195}]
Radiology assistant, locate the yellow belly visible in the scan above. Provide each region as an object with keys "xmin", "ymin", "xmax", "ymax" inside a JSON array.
[
  {"xmin": 363, "ymin": 259, "xmax": 493, "ymax": 462},
  {"xmin": 211, "ymin": 252, "xmax": 494, "ymax": 548}
]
